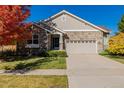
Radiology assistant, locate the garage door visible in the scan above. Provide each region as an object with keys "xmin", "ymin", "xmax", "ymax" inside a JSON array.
[{"xmin": 66, "ymin": 40, "xmax": 97, "ymax": 54}]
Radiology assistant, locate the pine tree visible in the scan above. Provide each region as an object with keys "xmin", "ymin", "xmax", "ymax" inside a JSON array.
[{"xmin": 118, "ymin": 15, "xmax": 124, "ymax": 32}]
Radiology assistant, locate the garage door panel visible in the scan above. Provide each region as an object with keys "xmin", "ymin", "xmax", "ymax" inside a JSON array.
[{"xmin": 66, "ymin": 40, "xmax": 97, "ymax": 54}]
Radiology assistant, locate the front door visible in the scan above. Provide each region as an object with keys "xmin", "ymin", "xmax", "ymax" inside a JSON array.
[{"xmin": 52, "ymin": 37, "xmax": 59, "ymax": 50}]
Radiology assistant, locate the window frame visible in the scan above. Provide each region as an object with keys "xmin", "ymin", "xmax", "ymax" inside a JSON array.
[{"xmin": 27, "ymin": 34, "xmax": 39, "ymax": 45}]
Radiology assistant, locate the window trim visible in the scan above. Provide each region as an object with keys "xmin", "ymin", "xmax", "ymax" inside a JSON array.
[{"xmin": 27, "ymin": 34, "xmax": 39, "ymax": 45}]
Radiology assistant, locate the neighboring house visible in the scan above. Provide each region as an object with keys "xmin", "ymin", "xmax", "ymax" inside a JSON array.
[{"xmin": 17, "ymin": 10, "xmax": 110, "ymax": 55}]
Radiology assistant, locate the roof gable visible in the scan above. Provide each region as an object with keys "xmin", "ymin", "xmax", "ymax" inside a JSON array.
[{"xmin": 45, "ymin": 10, "xmax": 110, "ymax": 33}]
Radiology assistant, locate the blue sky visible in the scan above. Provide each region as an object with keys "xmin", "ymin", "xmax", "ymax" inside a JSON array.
[{"xmin": 26, "ymin": 5, "xmax": 124, "ymax": 35}]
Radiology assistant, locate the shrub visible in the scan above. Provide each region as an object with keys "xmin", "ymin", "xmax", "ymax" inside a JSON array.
[
  {"xmin": 3, "ymin": 65, "xmax": 15, "ymax": 70},
  {"xmin": 14, "ymin": 62, "xmax": 26, "ymax": 70},
  {"xmin": 0, "ymin": 50, "xmax": 16, "ymax": 58},
  {"xmin": 47, "ymin": 50, "xmax": 67, "ymax": 57},
  {"xmin": 3, "ymin": 62, "xmax": 28, "ymax": 70},
  {"xmin": 99, "ymin": 50, "xmax": 110, "ymax": 55},
  {"xmin": 38, "ymin": 50, "xmax": 49, "ymax": 57},
  {"xmin": 107, "ymin": 32, "xmax": 124, "ymax": 55}
]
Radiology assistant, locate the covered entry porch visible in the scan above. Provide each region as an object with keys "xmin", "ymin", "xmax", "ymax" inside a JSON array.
[{"xmin": 48, "ymin": 33, "xmax": 65, "ymax": 50}]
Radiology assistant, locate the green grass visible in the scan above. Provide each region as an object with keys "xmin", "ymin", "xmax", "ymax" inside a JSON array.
[
  {"xmin": 0, "ymin": 57, "xmax": 66, "ymax": 70},
  {"xmin": 99, "ymin": 50, "xmax": 110, "ymax": 56},
  {"xmin": 99, "ymin": 50, "xmax": 124, "ymax": 64},
  {"xmin": 0, "ymin": 75, "xmax": 68, "ymax": 88},
  {"xmin": 103, "ymin": 55, "xmax": 124, "ymax": 64}
]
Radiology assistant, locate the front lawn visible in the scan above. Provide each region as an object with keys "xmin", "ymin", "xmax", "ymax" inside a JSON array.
[
  {"xmin": 99, "ymin": 50, "xmax": 124, "ymax": 64},
  {"xmin": 0, "ymin": 57, "xmax": 66, "ymax": 70},
  {"xmin": 103, "ymin": 55, "xmax": 124, "ymax": 64},
  {"xmin": 0, "ymin": 75, "xmax": 68, "ymax": 88}
]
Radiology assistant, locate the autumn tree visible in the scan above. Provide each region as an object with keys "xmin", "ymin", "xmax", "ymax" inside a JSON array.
[
  {"xmin": 107, "ymin": 14, "xmax": 124, "ymax": 55},
  {"xmin": 108, "ymin": 32, "xmax": 124, "ymax": 55},
  {"xmin": 0, "ymin": 5, "xmax": 31, "ymax": 46}
]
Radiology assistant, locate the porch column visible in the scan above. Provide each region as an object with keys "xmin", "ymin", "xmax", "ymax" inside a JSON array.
[
  {"xmin": 47, "ymin": 34, "xmax": 51, "ymax": 50},
  {"xmin": 59, "ymin": 34, "xmax": 63, "ymax": 50}
]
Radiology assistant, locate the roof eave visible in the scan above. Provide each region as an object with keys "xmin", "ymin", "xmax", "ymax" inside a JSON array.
[{"xmin": 33, "ymin": 23, "xmax": 52, "ymax": 33}]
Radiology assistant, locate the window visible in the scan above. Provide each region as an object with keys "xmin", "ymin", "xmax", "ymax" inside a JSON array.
[
  {"xmin": 74, "ymin": 40, "xmax": 77, "ymax": 43},
  {"xmin": 27, "ymin": 34, "xmax": 39, "ymax": 44},
  {"xmin": 89, "ymin": 40, "xmax": 92, "ymax": 43},
  {"xmin": 93, "ymin": 40, "xmax": 96, "ymax": 43},
  {"xmin": 33, "ymin": 35, "xmax": 39, "ymax": 44},
  {"xmin": 33, "ymin": 35, "xmax": 38, "ymax": 39},
  {"xmin": 82, "ymin": 41, "xmax": 84, "ymax": 43},
  {"xmin": 78, "ymin": 40, "xmax": 80, "ymax": 43},
  {"xmin": 85, "ymin": 41, "xmax": 88, "ymax": 43},
  {"xmin": 70, "ymin": 40, "xmax": 73, "ymax": 43}
]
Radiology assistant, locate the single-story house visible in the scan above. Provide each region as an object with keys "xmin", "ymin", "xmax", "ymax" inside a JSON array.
[{"xmin": 17, "ymin": 10, "xmax": 110, "ymax": 55}]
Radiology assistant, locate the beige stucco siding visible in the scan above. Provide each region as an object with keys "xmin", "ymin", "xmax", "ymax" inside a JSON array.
[{"xmin": 52, "ymin": 14, "xmax": 97, "ymax": 31}]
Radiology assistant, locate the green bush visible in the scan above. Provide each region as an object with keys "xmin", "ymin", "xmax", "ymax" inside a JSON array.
[
  {"xmin": 3, "ymin": 65, "xmax": 15, "ymax": 70},
  {"xmin": 3, "ymin": 62, "xmax": 27, "ymax": 70},
  {"xmin": 14, "ymin": 62, "xmax": 26, "ymax": 70},
  {"xmin": 38, "ymin": 50, "xmax": 49, "ymax": 57},
  {"xmin": 99, "ymin": 50, "xmax": 110, "ymax": 55},
  {"xmin": 47, "ymin": 50, "xmax": 67, "ymax": 57},
  {"xmin": 0, "ymin": 50, "xmax": 16, "ymax": 58}
]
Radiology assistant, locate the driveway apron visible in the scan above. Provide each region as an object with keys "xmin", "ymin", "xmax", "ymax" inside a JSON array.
[{"xmin": 67, "ymin": 54, "xmax": 124, "ymax": 88}]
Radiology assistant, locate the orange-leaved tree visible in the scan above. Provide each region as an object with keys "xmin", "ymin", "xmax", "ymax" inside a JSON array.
[{"xmin": 0, "ymin": 5, "xmax": 32, "ymax": 46}]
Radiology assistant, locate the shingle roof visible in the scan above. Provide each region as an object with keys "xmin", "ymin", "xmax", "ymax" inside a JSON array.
[{"xmin": 98, "ymin": 26, "xmax": 111, "ymax": 33}]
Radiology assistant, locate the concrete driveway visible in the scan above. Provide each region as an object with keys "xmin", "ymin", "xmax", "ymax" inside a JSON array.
[{"xmin": 67, "ymin": 54, "xmax": 124, "ymax": 88}]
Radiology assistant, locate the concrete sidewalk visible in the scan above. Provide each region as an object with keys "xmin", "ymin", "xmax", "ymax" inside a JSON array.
[{"xmin": 0, "ymin": 69, "xmax": 67, "ymax": 75}]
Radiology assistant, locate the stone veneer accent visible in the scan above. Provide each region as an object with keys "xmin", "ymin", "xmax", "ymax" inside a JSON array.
[
  {"xmin": 17, "ymin": 25, "xmax": 49, "ymax": 55},
  {"xmin": 65, "ymin": 31, "xmax": 104, "ymax": 53},
  {"xmin": 33, "ymin": 29, "xmax": 48, "ymax": 51}
]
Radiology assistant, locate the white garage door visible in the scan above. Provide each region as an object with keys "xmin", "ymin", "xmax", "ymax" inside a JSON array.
[{"xmin": 66, "ymin": 40, "xmax": 97, "ymax": 54}]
